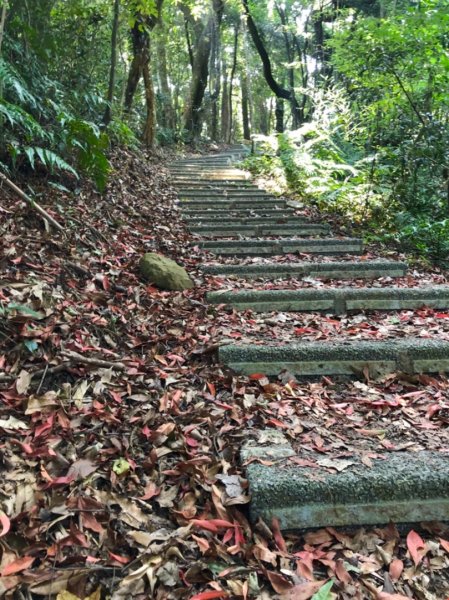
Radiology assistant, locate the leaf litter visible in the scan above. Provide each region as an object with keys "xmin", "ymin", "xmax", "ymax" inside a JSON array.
[{"xmin": 0, "ymin": 148, "xmax": 449, "ymax": 598}]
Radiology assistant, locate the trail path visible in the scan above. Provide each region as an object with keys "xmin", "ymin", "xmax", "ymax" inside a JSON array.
[{"xmin": 170, "ymin": 147, "xmax": 449, "ymax": 532}]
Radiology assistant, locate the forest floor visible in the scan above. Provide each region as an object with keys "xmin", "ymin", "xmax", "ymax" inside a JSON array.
[{"xmin": 1, "ymin": 147, "xmax": 449, "ymax": 600}]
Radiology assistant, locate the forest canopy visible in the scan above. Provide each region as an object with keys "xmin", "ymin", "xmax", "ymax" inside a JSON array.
[{"xmin": 1, "ymin": 0, "xmax": 449, "ymax": 259}]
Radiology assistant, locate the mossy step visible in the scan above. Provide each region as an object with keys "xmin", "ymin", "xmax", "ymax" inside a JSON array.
[
  {"xmin": 220, "ymin": 338, "xmax": 449, "ymax": 378},
  {"xmin": 198, "ymin": 237, "xmax": 363, "ymax": 257},
  {"xmin": 202, "ymin": 260, "xmax": 407, "ymax": 280},
  {"xmin": 242, "ymin": 433, "xmax": 449, "ymax": 529},
  {"xmin": 208, "ymin": 285, "xmax": 449, "ymax": 314},
  {"xmin": 190, "ymin": 223, "xmax": 330, "ymax": 238},
  {"xmin": 180, "ymin": 199, "xmax": 287, "ymax": 210}
]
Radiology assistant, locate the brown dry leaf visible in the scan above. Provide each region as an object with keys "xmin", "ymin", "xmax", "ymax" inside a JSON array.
[
  {"xmin": 279, "ymin": 580, "xmax": 328, "ymax": 599},
  {"xmin": 26, "ymin": 391, "xmax": 59, "ymax": 414}
]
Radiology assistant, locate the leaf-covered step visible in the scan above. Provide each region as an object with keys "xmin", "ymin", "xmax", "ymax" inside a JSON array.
[
  {"xmin": 202, "ymin": 259, "xmax": 407, "ymax": 279},
  {"xmin": 180, "ymin": 199, "xmax": 288, "ymax": 210},
  {"xmin": 190, "ymin": 223, "xmax": 330, "ymax": 238},
  {"xmin": 179, "ymin": 190, "xmax": 272, "ymax": 198},
  {"xmin": 182, "ymin": 209, "xmax": 297, "ymax": 219},
  {"xmin": 219, "ymin": 338, "xmax": 449, "ymax": 377},
  {"xmin": 242, "ymin": 432, "xmax": 449, "ymax": 529},
  {"xmin": 207, "ymin": 285, "xmax": 449, "ymax": 313},
  {"xmin": 198, "ymin": 237, "xmax": 363, "ymax": 257}
]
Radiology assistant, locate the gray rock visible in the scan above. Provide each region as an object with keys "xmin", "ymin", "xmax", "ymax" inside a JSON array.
[{"xmin": 139, "ymin": 253, "xmax": 194, "ymax": 291}]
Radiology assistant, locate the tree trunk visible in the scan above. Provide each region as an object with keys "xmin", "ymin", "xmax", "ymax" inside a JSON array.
[
  {"xmin": 209, "ymin": 11, "xmax": 222, "ymax": 141},
  {"xmin": 142, "ymin": 44, "xmax": 156, "ymax": 147},
  {"xmin": 156, "ymin": 25, "xmax": 176, "ymax": 130},
  {"xmin": 0, "ymin": 1, "xmax": 8, "ymax": 56},
  {"xmin": 183, "ymin": 12, "xmax": 214, "ymax": 140},
  {"xmin": 242, "ymin": 0, "xmax": 303, "ymax": 126},
  {"xmin": 103, "ymin": 0, "xmax": 120, "ymax": 126},
  {"xmin": 221, "ymin": 62, "xmax": 230, "ymax": 142},
  {"xmin": 275, "ymin": 97, "xmax": 284, "ymax": 133},
  {"xmin": 227, "ymin": 22, "xmax": 239, "ymax": 143},
  {"xmin": 241, "ymin": 70, "xmax": 251, "ymax": 140}
]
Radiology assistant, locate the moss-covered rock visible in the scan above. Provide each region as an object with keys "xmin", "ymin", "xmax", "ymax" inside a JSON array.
[{"xmin": 139, "ymin": 253, "xmax": 194, "ymax": 291}]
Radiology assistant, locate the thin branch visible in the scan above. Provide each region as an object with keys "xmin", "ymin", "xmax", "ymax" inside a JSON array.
[{"xmin": 0, "ymin": 172, "xmax": 65, "ymax": 233}]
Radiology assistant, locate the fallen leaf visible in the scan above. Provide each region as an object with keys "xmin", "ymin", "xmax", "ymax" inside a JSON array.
[
  {"xmin": 406, "ymin": 530, "xmax": 426, "ymax": 566},
  {"xmin": 2, "ymin": 555, "xmax": 35, "ymax": 576}
]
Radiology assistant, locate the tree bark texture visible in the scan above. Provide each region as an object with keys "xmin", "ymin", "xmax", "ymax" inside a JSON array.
[{"xmin": 103, "ymin": 0, "xmax": 120, "ymax": 126}]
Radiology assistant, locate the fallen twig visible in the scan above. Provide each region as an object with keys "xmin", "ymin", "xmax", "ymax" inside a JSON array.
[
  {"xmin": 60, "ymin": 350, "xmax": 126, "ymax": 371},
  {"xmin": 0, "ymin": 171, "xmax": 65, "ymax": 234}
]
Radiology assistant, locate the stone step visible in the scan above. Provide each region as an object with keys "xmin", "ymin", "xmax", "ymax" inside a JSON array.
[
  {"xmin": 190, "ymin": 223, "xmax": 330, "ymax": 238},
  {"xmin": 184, "ymin": 216, "xmax": 309, "ymax": 226},
  {"xmin": 219, "ymin": 338, "xmax": 449, "ymax": 377},
  {"xmin": 174, "ymin": 182, "xmax": 255, "ymax": 189},
  {"xmin": 182, "ymin": 209, "xmax": 296, "ymax": 218},
  {"xmin": 208, "ymin": 285, "xmax": 449, "ymax": 314},
  {"xmin": 179, "ymin": 191, "xmax": 271, "ymax": 197},
  {"xmin": 242, "ymin": 433, "xmax": 449, "ymax": 529},
  {"xmin": 202, "ymin": 260, "xmax": 407, "ymax": 280},
  {"xmin": 180, "ymin": 199, "xmax": 287, "ymax": 210},
  {"xmin": 171, "ymin": 176, "xmax": 250, "ymax": 182},
  {"xmin": 198, "ymin": 237, "xmax": 363, "ymax": 257}
]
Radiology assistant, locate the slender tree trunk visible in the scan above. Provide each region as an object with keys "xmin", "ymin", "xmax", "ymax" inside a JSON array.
[
  {"xmin": 241, "ymin": 69, "xmax": 251, "ymax": 140},
  {"xmin": 104, "ymin": 0, "xmax": 120, "ymax": 126},
  {"xmin": 275, "ymin": 97, "xmax": 284, "ymax": 133},
  {"xmin": 124, "ymin": 21, "xmax": 147, "ymax": 112},
  {"xmin": 210, "ymin": 13, "xmax": 222, "ymax": 141},
  {"xmin": 227, "ymin": 22, "xmax": 239, "ymax": 143},
  {"xmin": 0, "ymin": 1, "xmax": 8, "ymax": 56},
  {"xmin": 142, "ymin": 45, "xmax": 156, "ymax": 147},
  {"xmin": 221, "ymin": 61, "xmax": 230, "ymax": 141},
  {"xmin": 156, "ymin": 25, "xmax": 176, "ymax": 130}
]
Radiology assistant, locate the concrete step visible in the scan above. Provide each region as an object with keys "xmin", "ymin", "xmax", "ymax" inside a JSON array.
[
  {"xmin": 180, "ymin": 199, "xmax": 287, "ymax": 210},
  {"xmin": 179, "ymin": 191, "xmax": 271, "ymax": 198},
  {"xmin": 174, "ymin": 182, "xmax": 255, "ymax": 188},
  {"xmin": 202, "ymin": 260, "xmax": 407, "ymax": 280},
  {"xmin": 190, "ymin": 223, "xmax": 330, "ymax": 238},
  {"xmin": 182, "ymin": 209, "xmax": 296, "ymax": 218},
  {"xmin": 198, "ymin": 237, "xmax": 363, "ymax": 257},
  {"xmin": 219, "ymin": 338, "xmax": 449, "ymax": 377},
  {"xmin": 243, "ymin": 433, "xmax": 449, "ymax": 529},
  {"xmin": 183, "ymin": 215, "xmax": 301, "ymax": 224},
  {"xmin": 171, "ymin": 175, "xmax": 250, "ymax": 182},
  {"xmin": 208, "ymin": 285, "xmax": 449, "ymax": 314}
]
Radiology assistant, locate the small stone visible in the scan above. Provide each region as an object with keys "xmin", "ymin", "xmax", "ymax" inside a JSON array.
[{"xmin": 139, "ymin": 253, "xmax": 194, "ymax": 291}]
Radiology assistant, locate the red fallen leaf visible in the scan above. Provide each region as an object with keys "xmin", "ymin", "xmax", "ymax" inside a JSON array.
[
  {"xmin": 2, "ymin": 555, "xmax": 35, "ymax": 576},
  {"xmin": 266, "ymin": 570, "xmax": 294, "ymax": 594},
  {"xmin": 109, "ymin": 551, "xmax": 130, "ymax": 564},
  {"xmin": 389, "ymin": 558, "xmax": 403, "ymax": 581},
  {"xmin": 272, "ymin": 517, "xmax": 287, "ymax": 553},
  {"xmin": 139, "ymin": 481, "xmax": 161, "ymax": 500},
  {"xmin": 189, "ymin": 591, "xmax": 228, "ymax": 600},
  {"xmin": 191, "ymin": 519, "xmax": 234, "ymax": 533},
  {"xmin": 206, "ymin": 382, "xmax": 216, "ymax": 396},
  {"xmin": 440, "ymin": 538, "xmax": 449, "ymax": 553},
  {"xmin": 434, "ymin": 313, "xmax": 449, "ymax": 319},
  {"xmin": 0, "ymin": 510, "xmax": 10, "ymax": 537},
  {"xmin": 266, "ymin": 418, "xmax": 289, "ymax": 429},
  {"xmin": 406, "ymin": 529, "xmax": 426, "ymax": 566},
  {"xmin": 248, "ymin": 373, "xmax": 267, "ymax": 380}
]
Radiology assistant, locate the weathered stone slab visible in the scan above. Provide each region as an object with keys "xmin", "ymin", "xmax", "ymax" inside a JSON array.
[
  {"xmin": 202, "ymin": 260, "xmax": 406, "ymax": 279},
  {"xmin": 179, "ymin": 191, "xmax": 271, "ymax": 198},
  {"xmin": 190, "ymin": 223, "xmax": 330, "ymax": 238},
  {"xmin": 180, "ymin": 199, "xmax": 287, "ymax": 210},
  {"xmin": 198, "ymin": 238, "xmax": 363, "ymax": 257},
  {"xmin": 184, "ymin": 215, "xmax": 302, "ymax": 225},
  {"xmin": 219, "ymin": 338, "xmax": 449, "ymax": 377},
  {"xmin": 182, "ymin": 209, "xmax": 297, "ymax": 219},
  {"xmin": 243, "ymin": 436, "xmax": 449, "ymax": 529},
  {"xmin": 207, "ymin": 285, "xmax": 449, "ymax": 313}
]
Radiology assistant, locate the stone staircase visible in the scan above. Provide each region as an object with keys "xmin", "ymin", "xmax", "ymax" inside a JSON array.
[{"xmin": 169, "ymin": 147, "xmax": 449, "ymax": 531}]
